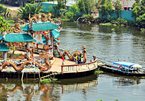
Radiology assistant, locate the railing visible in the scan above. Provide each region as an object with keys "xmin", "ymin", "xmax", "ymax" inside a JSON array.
[{"xmin": 61, "ymin": 61, "xmax": 98, "ymax": 74}]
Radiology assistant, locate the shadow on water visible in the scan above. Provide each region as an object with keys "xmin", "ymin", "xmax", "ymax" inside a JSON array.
[
  {"xmin": 103, "ymin": 73, "xmax": 142, "ymax": 86},
  {"xmin": 0, "ymin": 75, "xmax": 98, "ymax": 101}
]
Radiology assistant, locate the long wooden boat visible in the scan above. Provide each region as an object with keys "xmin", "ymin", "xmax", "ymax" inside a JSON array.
[{"xmin": 99, "ymin": 61, "xmax": 145, "ymax": 76}]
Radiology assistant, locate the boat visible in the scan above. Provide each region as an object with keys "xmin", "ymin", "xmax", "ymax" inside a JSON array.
[
  {"xmin": 0, "ymin": 21, "xmax": 98, "ymax": 79},
  {"xmin": 99, "ymin": 61, "xmax": 145, "ymax": 76}
]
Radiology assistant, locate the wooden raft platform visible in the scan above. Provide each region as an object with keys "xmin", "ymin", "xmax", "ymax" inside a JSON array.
[{"xmin": 0, "ymin": 50, "xmax": 98, "ymax": 79}]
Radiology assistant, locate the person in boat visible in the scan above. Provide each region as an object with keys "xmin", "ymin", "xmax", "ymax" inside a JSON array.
[
  {"xmin": 64, "ymin": 46, "xmax": 87, "ymax": 64},
  {"xmin": 79, "ymin": 46, "xmax": 87, "ymax": 63}
]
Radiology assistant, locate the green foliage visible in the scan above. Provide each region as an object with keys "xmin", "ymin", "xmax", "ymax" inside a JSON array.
[
  {"xmin": 99, "ymin": 22, "xmax": 112, "ymax": 26},
  {"xmin": 77, "ymin": 0, "xmax": 96, "ymax": 14},
  {"xmin": 63, "ymin": 4, "xmax": 80, "ymax": 21},
  {"xmin": 94, "ymin": 70, "xmax": 104, "ymax": 74},
  {"xmin": 113, "ymin": 0, "xmax": 122, "ymax": 18},
  {"xmin": 65, "ymin": 11, "xmax": 75, "ymax": 21},
  {"xmin": 0, "ymin": 4, "xmax": 9, "ymax": 18},
  {"xmin": 30, "ymin": 0, "xmax": 36, "ymax": 4},
  {"xmin": 0, "ymin": 16, "xmax": 10, "ymax": 33},
  {"xmin": 96, "ymin": 100, "xmax": 102, "ymax": 101},
  {"xmin": 111, "ymin": 18, "xmax": 128, "ymax": 26},
  {"xmin": 141, "ymin": 28, "xmax": 145, "ymax": 33},
  {"xmin": 82, "ymin": 14, "xmax": 94, "ymax": 20},
  {"xmin": 40, "ymin": 78, "xmax": 52, "ymax": 83},
  {"xmin": 18, "ymin": 3, "xmax": 42, "ymax": 20},
  {"xmin": 53, "ymin": 0, "xmax": 66, "ymax": 17},
  {"xmin": 132, "ymin": 0, "xmax": 145, "ymax": 27},
  {"xmin": 136, "ymin": 14, "xmax": 145, "ymax": 27},
  {"xmin": 40, "ymin": 78, "xmax": 58, "ymax": 84},
  {"xmin": 99, "ymin": 0, "xmax": 113, "ymax": 20},
  {"xmin": 69, "ymin": 4, "xmax": 80, "ymax": 15}
]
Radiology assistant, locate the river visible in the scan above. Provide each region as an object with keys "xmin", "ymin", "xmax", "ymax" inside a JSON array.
[{"xmin": 1, "ymin": 22, "xmax": 145, "ymax": 101}]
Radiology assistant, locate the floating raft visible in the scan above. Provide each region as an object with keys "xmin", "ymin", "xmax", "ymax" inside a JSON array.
[{"xmin": 0, "ymin": 51, "xmax": 98, "ymax": 79}]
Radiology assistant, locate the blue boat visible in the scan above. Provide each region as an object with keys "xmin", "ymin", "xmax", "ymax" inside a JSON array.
[{"xmin": 99, "ymin": 61, "xmax": 145, "ymax": 76}]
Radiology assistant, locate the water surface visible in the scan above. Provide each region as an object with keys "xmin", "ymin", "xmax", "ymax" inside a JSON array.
[{"xmin": 1, "ymin": 22, "xmax": 145, "ymax": 101}]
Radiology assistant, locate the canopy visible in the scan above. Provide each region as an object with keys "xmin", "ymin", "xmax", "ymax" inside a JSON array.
[
  {"xmin": 51, "ymin": 29, "xmax": 60, "ymax": 39},
  {"xmin": 0, "ymin": 43, "xmax": 9, "ymax": 52},
  {"xmin": 113, "ymin": 62, "xmax": 135, "ymax": 67},
  {"xmin": 4, "ymin": 33, "xmax": 34, "ymax": 42},
  {"xmin": 113, "ymin": 61, "xmax": 142, "ymax": 68},
  {"xmin": 0, "ymin": 36, "xmax": 3, "ymax": 40},
  {"xmin": 41, "ymin": 2, "xmax": 56, "ymax": 13},
  {"xmin": 22, "ymin": 22, "xmax": 59, "ymax": 32}
]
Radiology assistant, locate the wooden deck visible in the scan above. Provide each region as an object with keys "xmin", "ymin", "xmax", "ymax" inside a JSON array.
[
  {"xmin": 0, "ymin": 50, "xmax": 98, "ymax": 75},
  {"xmin": 47, "ymin": 57, "xmax": 76, "ymax": 73}
]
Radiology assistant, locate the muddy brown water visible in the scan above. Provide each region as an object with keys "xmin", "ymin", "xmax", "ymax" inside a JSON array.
[{"xmin": 1, "ymin": 22, "xmax": 145, "ymax": 101}]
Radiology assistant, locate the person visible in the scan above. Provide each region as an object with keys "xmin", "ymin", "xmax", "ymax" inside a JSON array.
[
  {"xmin": 82, "ymin": 46, "xmax": 87, "ymax": 63},
  {"xmin": 26, "ymin": 46, "xmax": 34, "ymax": 60},
  {"xmin": 78, "ymin": 53, "xmax": 84, "ymax": 64},
  {"xmin": 11, "ymin": 23, "xmax": 21, "ymax": 33},
  {"xmin": 53, "ymin": 45, "xmax": 63, "ymax": 58},
  {"xmin": 41, "ymin": 13, "xmax": 47, "ymax": 22},
  {"xmin": 47, "ymin": 13, "xmax": 53, "ymax": 22}
]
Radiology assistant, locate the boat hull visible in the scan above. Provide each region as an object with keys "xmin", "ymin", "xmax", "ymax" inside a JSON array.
[
  {"xmin": 0, "ymin": 61, "xmax": 98, "ymax": 79},
  {"xmin": 99, "ymin": 65, "xmax": 145, "ymax": 76}
]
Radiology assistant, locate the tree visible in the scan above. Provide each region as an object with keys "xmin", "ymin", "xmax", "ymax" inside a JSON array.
[
  {"xmin": 132, "ymin": 0, "xmax": 145, "ymax": 27},
  {"xmin": 113, "ymin": 0, "xmax": 122, "ymax": 18},
  {"xmin": 64, "ymin": 4, "xmax": 80, "ymax": 21},
  {"xmin": 0, "ymin": 16, "xmax": 10, "ymax": 34},
  {"xmin": 77, "ymin": 0, "xmax": 97, "ymax": 14},
  {"xmin": 18, "ymin": 3, "xmax": 42, "ymax": 20},
  {"xmin": 53, "ymin": 0, "xmax": 66, "ymax": 17},
  {"xmin": 99, "ymin": 0, "xmax": 113, "ymax": 21}
]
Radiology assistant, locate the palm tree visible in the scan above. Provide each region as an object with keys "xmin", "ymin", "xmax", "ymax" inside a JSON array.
[
  {"xmin": 18, "ymin": 3, "xmax": 42, "ymax": 20},
  {"xmin": 0, "ymin": 4, "xmax": 10, "ymax": 18}
]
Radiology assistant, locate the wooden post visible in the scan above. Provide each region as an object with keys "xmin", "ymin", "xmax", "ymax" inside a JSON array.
[
  {"xmin": 61, "ymin": 65, "xmax": 63, "ymax": 74},
  {"xmin": 3, "ymin": 52, "xmax": 7, "ymax": 61},
  {"xmin": 50, "ymin": 31, "xmax": 54, "ymax": 57},
  {"xmin": 21, "ymin": 72, "xmax": 24, "ymax": 81},
  {"xmin": 38, "ymin": 72, "xmax": 41, "ymax": 81}
]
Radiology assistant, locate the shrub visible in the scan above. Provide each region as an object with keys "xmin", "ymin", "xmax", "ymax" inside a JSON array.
[
  {"xmin": 65, "ymin": 11, "xmax": 75, "ymax": 21},
  {"xmin": 136, "ymin": 14, "xmax": 145, "ymax": 27},
  {"xmin": 111, "ymin": 18, "xmax": 128, "ymax": 26}
]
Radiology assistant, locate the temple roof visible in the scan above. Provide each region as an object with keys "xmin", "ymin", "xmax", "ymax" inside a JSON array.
[
  {"xmin": 22, "ymin": 22, "xmax": 59, "ymax": 32},
  {"xmin": 4, "ymin": 33, "xmax": 34, "ymax": 42},
  {"xmin": 51, "ymin": 29, "xmax": 60, "ymax": 39},
  {"xmin": 0, "ymin": 43, "xmax": 9, "ymax": 52},
  {"xmin": 0, "ymin": 36, "xmax": 3, "ymax": 40}
]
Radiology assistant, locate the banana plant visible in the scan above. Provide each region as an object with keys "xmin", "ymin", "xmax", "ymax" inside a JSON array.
[{"xmin": 18, "ymin": 3, "xmax": 42, "ymax": 20}]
